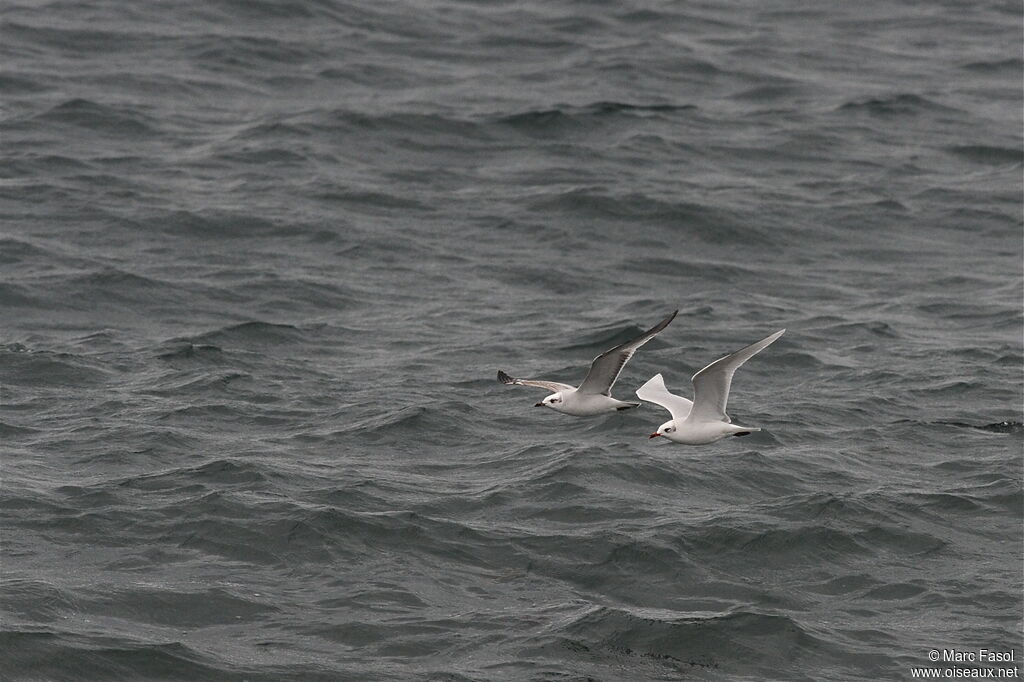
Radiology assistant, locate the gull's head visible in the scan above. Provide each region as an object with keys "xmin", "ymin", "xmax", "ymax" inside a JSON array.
[
  {"xmin": 535, "ymin": 393, "xmax": 564, "ymax": 409},
  {"xmin": 650, "ymin": 421, "xmax": 676, "ymax": 439}
]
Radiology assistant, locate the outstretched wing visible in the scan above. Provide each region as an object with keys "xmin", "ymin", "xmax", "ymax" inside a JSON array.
[
  {"xmin": 689, "ymin": 329, "xmax": 785, "ymax": 423},
  {"xmin": 635, "ymin": 373, "xmax": 694, "ymax": 421},
  {"xmin": 497, "ymin": 370, "xmax": 573, "ymax": 393},
  {"xmin": 576, "ymin": 309, "xmax": 678, "ymax": 395}
]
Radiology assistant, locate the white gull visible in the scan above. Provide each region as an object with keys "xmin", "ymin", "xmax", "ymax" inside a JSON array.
[
  {"xmin": 498, "ymin": 310, "xmax": 678, "ymax": 416},
  {"xmin": 637, "ymin": 329, "xmax": 785, "ymax": 444}
]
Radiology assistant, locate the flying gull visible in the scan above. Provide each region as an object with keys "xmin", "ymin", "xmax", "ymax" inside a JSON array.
[
  {"xmin": 498, "ymin": 310, "xmax": 678, "ymax": 416},
  {"xmin": 637, "ymin": 329, "xmax": 785, "ymax": 444}
]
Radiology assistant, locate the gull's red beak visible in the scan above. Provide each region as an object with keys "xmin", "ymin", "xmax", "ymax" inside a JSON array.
[{"xmin": 649, "ymin": 432, "xmax": 661, "ymax": 439}]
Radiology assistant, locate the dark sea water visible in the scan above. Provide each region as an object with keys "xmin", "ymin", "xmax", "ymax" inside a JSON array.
[{"xmin": 2, "ymin": 1, "xmax": 1022, "ymax": 680}]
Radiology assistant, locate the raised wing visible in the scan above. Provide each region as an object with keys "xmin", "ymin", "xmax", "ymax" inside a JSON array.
[
  {"xmin": 689, "ymin": 329, "xmax": 785, "ymax": 423},
  {"xmin": 635, "ymin": 373, "xmax": 694, "ymax": 421},
  {"xmin": 497, "ymin": 370, "xmax": 573, "ymax": 393},
  {"xmin": 576, "ymin": 309, "xmax": 678, "ymax": 395}
]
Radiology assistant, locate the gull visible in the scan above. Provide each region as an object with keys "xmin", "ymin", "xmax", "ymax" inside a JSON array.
[
  {"xmin": 637, "ymin": 329, "xmax": 785, "ymax": 444},
  {"xmin": 498, "ymin": 310, "xmax": 678, "ymax": 416}
]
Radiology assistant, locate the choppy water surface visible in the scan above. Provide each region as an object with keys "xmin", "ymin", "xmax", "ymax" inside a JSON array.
[{"xmin": 2, "ymin": 1, "xmax": 1021, "ymax": 680}]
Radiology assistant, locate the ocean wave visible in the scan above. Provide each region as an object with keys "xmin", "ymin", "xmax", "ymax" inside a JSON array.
[
  {"xmin": 0, "ymin": 579, "xmax": 81, "ymax": 623},
  {"xmin": 960, "ymin": 57, "xmax": 1023, "ymax": 73},
  {"xmin": 0, "ymin": 72, "xmax": 52, "ymax": 94},
  {"xmin": 0, "ymin": 420, "xmax": 40, "ymax": 437},
  {"xmin": 317, "ymin": 109, "xmax": 492, "ymax": 142},
  {"xmin": 63, "ymin": 583, "xmax": 281, "ymax": 631},
  {"xmin": 944, "ymin": 144, "xmax": 1023, "ymax": 166},
  {"xmin": 935, "ymin": 420, "xmax": 1024, "ymax": 434},
  {"xmin": 140, "ymin": 370, "xmax": 255, "ymax": 400},
  {"xmin": 157, "ymin": 342, "xmax": 225, "ymax": 363},
  {"xmin": 330, "ymin": 402, "xmax": 485, "ymax": 449},
  {"xmin": 0, "ymin": 236, "xmax": 96, "ymax": 269},
  {"xmin": 0, "ymin": 629, "xmax": 293, "ymax": 682},
  {"xmin": 190, "ymin": 34, "xmax": 316, "ymax": 69},
  {"xmin": 313, "ymin": 100, "xmax": 698, "ymax": 149},
  {"xmin": 37, "ymin": 98, "xmax": 158, "ymax": 136},
  {"xmin": 185, "ymin": 321, "xmax": 306, "ymax": 348},
  {"xmin": 203, "ymin": 0, "xmax": 329, "ymax": 20},
  {"xmin": 119, "ymin": 458, "xmax": 270, "ymax": 490},
  {"xmin": 2, "ymin": 153, "xmax": 95, "ymax": 176},
  {"xmin": 495, "ymin": 101, "xmax": 697, "ymax": 127},
  {"xmin": 0, "ymin": 281, "xmax": 40, "ymax": 307},
  {"xmin": 620, "ymin": 255, "xmax": 767, "ymax": 280},
  {"xmin": 156, "ymin": 209, "xmax": 282, "ymax": 239},
  {"xmin": 304, "ymin": 186, "xmax": 431, "ymax": 211},
  {"xmin": 521, "ymin": 188, "xmax": 787, "ymax": 251},
  {"xmin": 536, "ymin": 604, "xmax": 833, "ymax": 679},
  {"xmin": 2, "ymin": 21, "xmax": 148, "ymax": 56},
  {"xmin": 678, "ymin": 492, "xmax": 951, "ymax": 568},
  {"xmin": 0, "ymin": 347, "xmax": 109, "ymax": 387},
  {"xmin": 836, "ymin": 93, "xmax": 961, "ymax": 117}
]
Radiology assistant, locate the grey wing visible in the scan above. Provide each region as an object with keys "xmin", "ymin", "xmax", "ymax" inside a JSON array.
[
  {"xmin": 576, "ymin": 309, "xmax": 678, "ymax": 395},
  {"xmin": 689, "ymin": 329, "xmax": 785, "ymax": 422},
  {"xmin": 497, "ymin": 370, "xmax": 573, "ymax": 393}
]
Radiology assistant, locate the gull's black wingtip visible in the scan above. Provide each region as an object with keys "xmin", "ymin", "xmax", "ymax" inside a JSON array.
[
  {"xmin": 649, "ymin": 308, "xmax": 678, "ymax": 335},
  {"xmin": 497, "ymin": 370, "xmax": 515, "ymax": 385}
]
